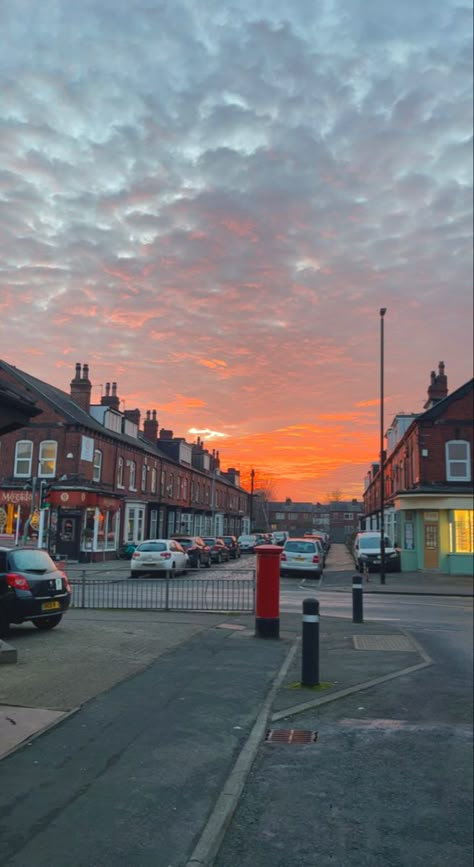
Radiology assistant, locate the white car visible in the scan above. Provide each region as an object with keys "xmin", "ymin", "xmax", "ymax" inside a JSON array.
[
  {"xmin": 280, "ymin": 538, "xmax": 324, "ymax": 578},
  {"xmin": 130, "ymin": 539, "xmax": 188, "ymax": 578},
  {"xmin": 238, "ymin": 534, "xmax": 258, "ymax": 553}
]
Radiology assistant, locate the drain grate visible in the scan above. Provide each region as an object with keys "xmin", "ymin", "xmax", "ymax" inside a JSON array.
[{"xmin": 265, "ymin": 729, "xmax": 318, "ymax": 744}]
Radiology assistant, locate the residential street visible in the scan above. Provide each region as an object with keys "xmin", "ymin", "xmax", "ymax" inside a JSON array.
[{"xmin": 0, "ymin": 546, "xmax": 472, "ymax": 867}]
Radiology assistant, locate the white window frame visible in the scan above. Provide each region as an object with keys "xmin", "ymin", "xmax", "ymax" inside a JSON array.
[
  {"xmin": 38, "ymin": 440, "xmax": 57, "ymax": 477},
  {"xmin": 14, "ymin": 440, "xmax": 33, "ymax": 477},
  {"xmin": 141, "ymin": 464, "xmax": 147, "ymax": 492},
  {"xmin": 117, "ymin": 457, "xmax": 124, "ymax": 488},
  {"xmin": 446, "ymin": 440, "xmax": 471, "ymax": 482},
  {"xmin": 129, "ymin": 460, "xmax": 136, "ymax": 490},
  {"xmin": 151, "ymin": 467, "xmax": 157, "ymax": 494},
  {"xmin": 93, "ymin": 449, "xmax": 102, "ymax": 482}
]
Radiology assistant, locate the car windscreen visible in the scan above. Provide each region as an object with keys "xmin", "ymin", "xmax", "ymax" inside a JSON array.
[
  {"xmin": 222, "ymin": 537, "xmax": 233, "ymax": 544},
  {"xmin": 203, "ymin": 538, "xmax": 217, "ymax": 544},
  {"xmin": 239, "ymin": 536, "xmax": 255, "ymax": 542},
  {"xmin": 9, "ymin": 549, "xmax": 56, "ymax": 573},
  {"xmin": 174, "ymin": 539, "xmax": 192, "ymax": 547},
  {"xmin": 359, "ymin": 537, "xmax": 392, "ymax": 550},
  {"xmin": 137, "ymin": 542, "xmax": 167, "ymax": 552},
  {"xmin": 285, "ymin": 542, "xmax": 315, "ymax": 553}
]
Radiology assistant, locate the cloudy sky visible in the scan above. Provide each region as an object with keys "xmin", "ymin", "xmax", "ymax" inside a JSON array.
[{"xmin": 1, "ymin": 0, "xmax": 472, "ymax": 501}]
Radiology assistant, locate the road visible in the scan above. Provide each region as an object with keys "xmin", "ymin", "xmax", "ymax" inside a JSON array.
[{"xmin": 215, "ymin": 580, "xmax": 474, "ymax": 867}]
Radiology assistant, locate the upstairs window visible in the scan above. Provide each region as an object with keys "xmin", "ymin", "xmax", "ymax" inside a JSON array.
[
  {"xmin": 117, "ymin": 457, "xmax": 124, "ymax": 488},
  {"xmin": 151, "ymin": 467, "xmax": 157, "ymax": 494},
  {"xmin": 14, "ymin": 440, "xmax": 33, "ymax": 477},
  {"xmin": 141, "ymin": 465, "xmax": 147, "ymax": 491},
  {"xmin": 129, "ymin": 461, "xmax": 136, "ymax": 490},
  {"xmin": 446, "ymin": 441, "xmax": 471, "ymax": 482},
  {"xmin": 39, "ymin": 440, "xmax": 57, "ymax": 477},
  {"xmin": 93, "ymin": 449, "xmax": 102, "ymax": 482}
]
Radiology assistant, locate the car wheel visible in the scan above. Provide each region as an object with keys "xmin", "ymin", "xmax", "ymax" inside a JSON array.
[{"xmin": 34, "ymin": 614, "xmax": 63, "ymax": 631}]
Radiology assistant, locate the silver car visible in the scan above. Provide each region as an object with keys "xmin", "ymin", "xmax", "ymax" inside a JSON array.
[
  {"xmin": 280, "ymin": 538, "xmax": 324, "ymax": 578},
  {"xmin": 130, "ymin": 539, "xmax": 188, "ymax": 578}
]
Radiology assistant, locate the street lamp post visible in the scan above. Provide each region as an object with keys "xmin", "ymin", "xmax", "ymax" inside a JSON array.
[
  {"xmin": 379, "ymin": 307, "xmax": 387, "ymax": 585},
  {"xmin": 249, "ymin": 468, "xmax": 255, "ymax": 531}
]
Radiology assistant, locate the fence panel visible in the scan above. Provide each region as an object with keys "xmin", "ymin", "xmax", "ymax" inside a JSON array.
[{"xmin": 69, "ymin": 573, "xmax": 255, "ymax": 613}]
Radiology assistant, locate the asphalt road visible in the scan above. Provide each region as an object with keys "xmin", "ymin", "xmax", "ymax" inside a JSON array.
[{"xmin": 215, "ymin": 590, "xmax": 474, "ymax": 867}]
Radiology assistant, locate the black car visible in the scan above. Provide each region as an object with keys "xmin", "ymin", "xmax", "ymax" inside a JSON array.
[
  {"xmin": 202, "ymin": 538, "xmax": 230, "ymax": 563},
  {"xmin": 221, "ymin": 535, "xmax": 241, "ymax": 559},
  {"xmin": 0, "ymin": 546, "xmax": 72, "ymax": 637},
  {"xmin": 171, "ymin": 536, "xmax": 212, "ymax": 568}
]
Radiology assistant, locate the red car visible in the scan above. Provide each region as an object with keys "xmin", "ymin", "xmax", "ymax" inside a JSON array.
[{"xmin": 202, "ymin": 537, "xmax": 230, "ymax": 563}]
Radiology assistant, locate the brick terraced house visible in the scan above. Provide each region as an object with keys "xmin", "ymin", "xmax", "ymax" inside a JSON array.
[
  {"xmin": 0, "ymin": 360, "xmax": 250, "ymax": 561},
  {"xmin": 363, "ymin": 363, "xmax": 473, "ymax": 574}
]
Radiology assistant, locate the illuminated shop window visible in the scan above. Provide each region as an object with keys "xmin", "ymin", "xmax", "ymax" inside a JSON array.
[{"xmin": 451, "ymin": 510, "xmax": 474, "ymax": 554}]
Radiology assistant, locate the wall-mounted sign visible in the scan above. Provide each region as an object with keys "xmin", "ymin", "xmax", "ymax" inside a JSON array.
[{"xmin": 81, "ymin": 435, "xmax": 94, "ymax": 462}]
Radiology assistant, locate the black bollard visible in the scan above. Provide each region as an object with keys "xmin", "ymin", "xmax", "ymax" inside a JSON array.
[
  {"xmin": 352, "ymin": 574, "xmax": 364, "ymax": 623},
  {"xmin": 301, "ymin": 598, "xmax": 320, "ymax": 687}
]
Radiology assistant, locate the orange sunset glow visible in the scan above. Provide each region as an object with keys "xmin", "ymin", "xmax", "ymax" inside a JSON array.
[{"xmin": 0, "ymin": 1, "xmax": 472, "ymax": 502}]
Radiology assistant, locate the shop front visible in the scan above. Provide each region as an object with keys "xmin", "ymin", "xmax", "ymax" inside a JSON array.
[
  {"xmin": 48, "ymin": 490, "xmax": 122, "ymax": 562},
  {"xmin": 0, "ymin": 489, "xmax": 34, "ymax": 545}
]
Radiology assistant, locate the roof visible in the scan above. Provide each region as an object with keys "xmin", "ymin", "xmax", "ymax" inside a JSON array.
[
  {"xmin": 0, "ymin": 379, "xmax": 42, "ymax": 434},
  {"xmin": 417, "ymin": 377, "xmax": 474, "ymax": 422}
]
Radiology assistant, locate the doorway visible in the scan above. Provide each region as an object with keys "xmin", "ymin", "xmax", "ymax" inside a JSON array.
[
  {"xmin": 423, "ymin": 512, "xmax": 439, "ymax": 569},
  {"xmin": 57, "ymin": 511, "xmax": 81, "ymax": 560}
]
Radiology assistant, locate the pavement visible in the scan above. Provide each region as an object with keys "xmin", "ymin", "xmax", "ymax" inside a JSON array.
[{"xmin": 0, "ymin": 546, "xmax": 472, "ymax": 866}]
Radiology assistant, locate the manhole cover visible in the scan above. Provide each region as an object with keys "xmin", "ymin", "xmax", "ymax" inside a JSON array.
[
  {"xmin": 353, "ymin": 635, "xmax": 416, "ymax": 652},
  {"xmin": 265, "ymin": 730, "xmax": 318, "ymax": 744}
]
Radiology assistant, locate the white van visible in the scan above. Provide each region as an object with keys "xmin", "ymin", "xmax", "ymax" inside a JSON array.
[{"xmin": 353, "ymin": 532, "xmax": 401, "ymax": 573}]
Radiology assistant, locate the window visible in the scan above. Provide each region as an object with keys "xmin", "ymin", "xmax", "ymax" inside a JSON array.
[
  {"xmin": 446, "ymin": 441, "xmax": 471, "ymax": 481},
  {"xmin": 117, "ymin": 457, "xmax": 124, "ymax": 488},
  {"xmin": 141, "ymin": 465, "xmax": 147, "ymax": 491},
  {"xmin": 129, "ymin": 461, "xmax": 136, "ymax": 490},
  {"xmin": 93, "ymin": 450, "xmax": 102, "ymax": 482},
  {"xmin": 14, "ymin": 440, "xmax": 33, "ymax": 477},
  {"xmin": 151, "ymin": 467, "xmax": 157, "ymax": 494},
  {"xmin": 38, "ymin": 440, "xmax": 57, "ymax": 477},
  {"xmin": 167, "ymin": 474, "xmax": 174, "ymax": 497},
  {"xmin": 451, "ymin": 510, "xmax": 474, "ymax": 554}
]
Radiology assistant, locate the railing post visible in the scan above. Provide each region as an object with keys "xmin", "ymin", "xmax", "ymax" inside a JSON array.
[
  {"xmin": 352, "ymin": 574, "xmax": 364, "ymax": 623},
  {"xmin": 165, "ymin": 576, "xmax": 170, "ymax": 611},
  {"xmin": 80, "ymin": 569, "xmax": 86, "ymax": 609}
]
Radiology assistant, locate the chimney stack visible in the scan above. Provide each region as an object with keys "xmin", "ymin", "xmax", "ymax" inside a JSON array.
[
  {"xmin": 143, "ymin": 409, "xmax": 159, "ymax": 443},
  {"xmin": 424, "ymin": 361, "xmax": 448, "ymax": 409},
  {"xmin": 70, "ymin": 362, "xmax": 92, "ymax": 413}
]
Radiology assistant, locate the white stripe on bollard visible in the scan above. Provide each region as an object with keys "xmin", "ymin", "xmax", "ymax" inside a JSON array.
[
  {"xmin": 303, "ymin": 614, "xmax": 319, "ymax": 622},
  {"xmin": 352, "ymin": 584, "xmax": 363, "ymax": 589}
]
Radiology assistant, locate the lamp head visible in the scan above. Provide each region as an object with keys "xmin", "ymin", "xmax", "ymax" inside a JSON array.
[{"xmin": 380, "ymin": 307, "xmax": 387, "ymax": 317}]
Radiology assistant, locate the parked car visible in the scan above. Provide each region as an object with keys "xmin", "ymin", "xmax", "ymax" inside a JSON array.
[
  {"xmin": 272, "ymin": 531, "xmax": 289, "ymax": 546},
  {"xmin": 202, "ymin": 537, "xmax": 230, "ymax": 563},
  {"xmin": 280, "ymin": 538, "xmax": 324, "ymax": 578},
  {"xmin": 130, "ymin": 539, "xmax": 188, "ymax": 578},
  {"xmin": 0, "ymin": 546, "xmax": 72, "ymax": 636},
  {"xmin": 221, "ymin": 535, "xmax": 241, "ymax": 559},
  {"xmin": 303, "ymin": 534, "xmax": 327, "ymax": 565},
  {"xmin": 238, "ymin": 534, "xmax": 258, "ymax": 553},
  {"xmin": 352, "ymin": 532, "xmax": 401, "ymax": 573},
  {"xmin": 171, "ymin": 536, "xmax": 212, "ymax": 568}
]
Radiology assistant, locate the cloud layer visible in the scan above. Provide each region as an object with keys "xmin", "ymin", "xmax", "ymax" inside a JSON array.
[{"xmin": 1, "ymin": 0, "xmax": 472, "ymax": 499}]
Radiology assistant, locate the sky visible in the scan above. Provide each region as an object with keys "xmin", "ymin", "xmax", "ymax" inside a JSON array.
[{"xmin": 1, "ymin": 0, "xmax": 472, "ymax": 502}]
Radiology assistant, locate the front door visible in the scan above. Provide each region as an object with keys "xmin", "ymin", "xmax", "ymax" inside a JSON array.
[
  {"xmin": 423, "ymin": 512, "xmax": 439, "ymax": 569},
  {"xmin": 57, "ymin": 511, "xmax": 81, "ymax": 560}
]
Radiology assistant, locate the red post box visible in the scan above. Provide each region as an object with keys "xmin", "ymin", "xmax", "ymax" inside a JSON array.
[{"xmin": 255, "ymin": 545, "xmax": 281, "ymax": 639}]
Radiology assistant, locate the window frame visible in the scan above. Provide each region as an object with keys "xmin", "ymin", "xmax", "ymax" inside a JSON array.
[
  {"xmin": 14, "ymin": 440, "xmax": 33, "ymax": 477},
  {"xmin": 93, "ymin": 449, "xmax": 102, "ymax": 483},
  {"xmin": 129, "ymin": 460, "xmax": 136, "ymax": 490},
  {"xmin": 446, "ymin": 440, "xmax": 471, "ymax": 482},
  {"xmin": 117, "ymin": 457, "xmax": 124, "ymax": 488}
]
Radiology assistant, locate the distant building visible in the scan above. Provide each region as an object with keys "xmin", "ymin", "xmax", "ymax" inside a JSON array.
[{"xmin": 267, "ymin": 498, "xmax": 363, "ymax": 542}]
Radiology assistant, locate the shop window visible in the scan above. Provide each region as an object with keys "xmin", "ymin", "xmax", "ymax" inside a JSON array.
[
  {"xmin": 93, "ymin": 449, "xmax": 102, "ymax": 482},
  {"xmin": 117, "ymin": 457, "xmax": 124, "ymax": 488},
  {"xmin": 446, "ymin": 441, "xmax": 471, "ymax": 482},
  {"xmin": 451, "ymin": 510, "xmax": 474, "ymax": 554},
  {"xmin": 14, "ymin": 440, "xmax": 33, "ymax": 477}
]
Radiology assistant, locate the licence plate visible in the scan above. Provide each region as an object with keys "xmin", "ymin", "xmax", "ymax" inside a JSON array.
[{"xmin": 42, "ymin": 600, "xmax": 61, "ymax": 611}]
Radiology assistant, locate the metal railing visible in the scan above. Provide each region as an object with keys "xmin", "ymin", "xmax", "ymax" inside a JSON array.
[{"xmin": 69, "ymin": 570, "xmax": 255, "ymax": 612}]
